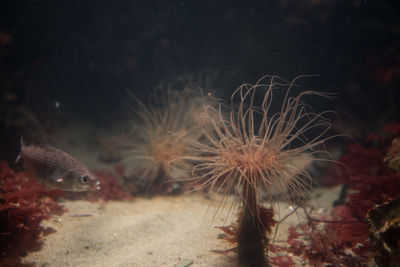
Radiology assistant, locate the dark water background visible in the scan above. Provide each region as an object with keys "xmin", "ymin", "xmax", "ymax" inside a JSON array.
[{"xmin": 1, "ymin": 0, "xmax": 399, "ymax": 160}]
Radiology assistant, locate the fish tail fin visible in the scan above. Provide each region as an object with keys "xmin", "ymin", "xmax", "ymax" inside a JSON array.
[{"xmin": 15, "ymin": 136, "xmax": 24, "ymax": 164}]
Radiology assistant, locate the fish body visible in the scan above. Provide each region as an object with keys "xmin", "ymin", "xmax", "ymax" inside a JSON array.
[{"xmin": 17, "ymin": 141, "xmax": 100, "ymax": 191}]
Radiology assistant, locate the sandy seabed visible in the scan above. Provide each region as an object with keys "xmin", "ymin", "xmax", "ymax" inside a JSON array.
[
  {"xmin": 23, "ymin": 194, "xmax": 242, "ymax": 267},
  {"xmin": 20, "ymin": 186, "xmax": 340, "ymax": 267}
]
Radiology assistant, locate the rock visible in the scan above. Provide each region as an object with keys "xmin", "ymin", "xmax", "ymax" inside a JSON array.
[{"xmin": 366, "ymin": 197, "xmax": 400, "ymax": 267}]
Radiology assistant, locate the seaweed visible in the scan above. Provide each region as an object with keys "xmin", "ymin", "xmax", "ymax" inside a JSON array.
[
  {"xmin": 90, "ymin": 170, "xmax": 131, "ymax": 201},
  {"xmin": 0, "ymin": 159, "xmax": 130, "ymax": 264},
  {"xmin": 287, "ymin": 122, "xmax": 400, "ymax": 266},
  {"xmin": 214, "ymin": 207, "xmax": 298, "ymax": 267},
  {"xmin": 287, "ymin": 207, "xmax": 369, "ymax": 266},
  {"xmin": 0, "ymin": 161, "xmax": 66, "ymax": 258},
  {"xmin": 269, "ymin": 255, "xmax": 295, "ymax": 267},
  {"xmin": 66, "ymin": 169, "xmax": 131, "ymax": 202}
]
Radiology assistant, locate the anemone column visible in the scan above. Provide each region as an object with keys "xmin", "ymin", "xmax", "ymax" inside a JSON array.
[{"xmin": 237, "ymin": 175, "xmax": 269, "ymax": 267}]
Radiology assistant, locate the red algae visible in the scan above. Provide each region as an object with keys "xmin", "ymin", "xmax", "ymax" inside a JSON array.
[
  {"xmin": 214, "ymin": 206, "xmax": 281, "ymax": 266},
  {"xmin": 0, "ymin": 161, "xmax": 66, "ymax": 257},
  {"xmin": 383, "ymin": 123, "xmax": 400, "ymax": 136},
  {"xmin": 0, "ymin": 160, "xmax": 130, "ymax": 265},
  {"xmin": 68, "ymin": 169, "xmax": 131, "ymax": 202},
  {"xmin": 215, "ymin": 225, "xmax": 237, "ymax": 243},
  {"xmin": 323, "ymin": 143, "xmax": 384, "ymax": 186},
  {"xmin": 91, "ymin": 170, "xmax": 131, "ymax": 201},
  {"xmin": 287, "ymin": 207, "xmax": 369, "ymax": 265},
  {"xmin": 286, "ymin": 122, "xmax": 400, "ymax": 266},
  {"xmin": 0, "ymin": 161, "xmax": 130, "ymax": 263},
  {"xmin": 113, "ymin": 163, "xmax": 125, "ymax": 177},
  {"xmin": 269, "ymin": 255, "xmax": 295, "ymax": 267},
  {"xmin": 347, "ymin": 173, "xmax": 400, "ymax": 219}
]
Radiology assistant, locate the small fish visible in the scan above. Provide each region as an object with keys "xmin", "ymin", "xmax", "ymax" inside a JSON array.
[{"xmin": 16, "ymin": 138, "xmax": 100, "ymax": 191}]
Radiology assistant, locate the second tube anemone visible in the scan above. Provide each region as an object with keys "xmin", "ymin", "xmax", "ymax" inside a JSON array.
[
  {"xmin": 120, "ymin": 87, "xmax": 213, "ymax": 195},
  {"xmin": 175, "ymin": 76, "xmax": 334, "ymax": 266}
]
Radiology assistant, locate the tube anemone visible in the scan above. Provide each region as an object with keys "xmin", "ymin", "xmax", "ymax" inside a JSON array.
[
  {"xmin": 176, "ymin": 76, "xmax": 335, "ymax": 266},
  {"xmin": 120, "ymin": 87, "xmax": 213, "ymax": 194}
]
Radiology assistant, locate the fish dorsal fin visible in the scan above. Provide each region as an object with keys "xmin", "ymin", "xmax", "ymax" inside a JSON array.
[
  {"xmin": 15, "ymin": 136, "xmax": 25, "ymax": 163},
  {"xmin": 15, "ymin": 154, "xmax": 21, "ymax": 164},
  {"xmin": 29, "ymin": 142, "xmax": 65, "ymax": 155},
  {"xmin": 33, "ymin": 143, "xmax": 58, "ymax": 149},
  {"xmin": 20, "ymin": 138, "xmax": 59, "ymax": 151}
]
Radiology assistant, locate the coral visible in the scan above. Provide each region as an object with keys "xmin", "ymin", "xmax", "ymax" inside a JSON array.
[
  {"xmin": 176, "ymin": 76, "xmax": 334, "ymax": 266},
  {"xmin": 0, "ymin": 161, "xmax": 66, "ymax": 257}
]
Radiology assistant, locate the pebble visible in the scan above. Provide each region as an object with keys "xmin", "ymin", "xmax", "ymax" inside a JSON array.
[{"xmin": 173, "ymin": 258, "xmax": 194, "ymax": 267}]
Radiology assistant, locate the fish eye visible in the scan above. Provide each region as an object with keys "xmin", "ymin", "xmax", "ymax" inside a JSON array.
[{"xmin": 80, "ymin": 175, "xmax": 89, "ymax": 184}]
